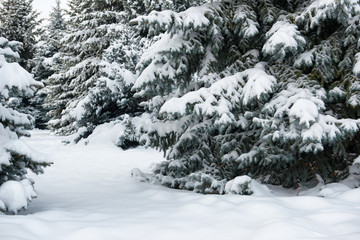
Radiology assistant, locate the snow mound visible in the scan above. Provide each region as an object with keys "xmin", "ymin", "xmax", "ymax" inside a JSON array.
[
  {"xmin": 81, "ymin": 120, "xmax": 126, "ymax": 146},
  {"xmin": 80, "ymin": 114, "xmax": 151, "ymax": 147},
  {"xmin": 0, "ymin": 180, "xmax": 36, "ymax": 214},
  {"xmin": 335, "ymin": 188, "xmax": 360, "ymax": 203},
  {"xmin": 131, "ymin": 168, "xmax": 149, "ymax": 182},
  {"xmin": 225, "ymin": 176, "xmax": 272, "ymax": 196},
  {"xmin": 318, "ymin": 183, "xmax": 351, "ymax": 198}
]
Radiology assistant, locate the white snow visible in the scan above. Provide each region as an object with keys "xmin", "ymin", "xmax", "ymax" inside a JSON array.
[
  {"xmin": 319, "ymin": 183, "xmax": 351, "ymax": 198},
  {"xmin": 0, "ymin": 199, "xmax": 5, "ymax": 212},
  {"xmin": 0, "ymin": 47, "xmax": 20, "ymax": 60},
  {"xmin": 0, "ymin": 180, "xmax": 33, "ymax": 214},
  {"xmin": 0, "ymin": 37, "xmax": 8, "ymax": 45},
  {"xmin": 353, "ymin": 52, "xmax": 360, "ymax": 75},
  {"xmin": 296, "ymin": 0, "xmax": 338, "ymax": 30},
  {"xmin": 20, "ymin": 179, "xmax": 37, "ymax": 201},
  {"xmin": 80, "ymin": 120, "xmax": 126, "ymax": 146},
  {"xmin": 297, "ymin": 0, "xmax": 360, "ymax": 31},
  {"xmin": 233, "ymin": 5, "xmax": 259, "ymax": 38},
  {"xmin": 159, "ymin": 63, "xmax": 276, "ymax": 121},
  {"xmin": 131, "ymin": 4, "xmax": 220, "ymax": 33},
  {"xmin": 263, "ymin": 21, "xmax": 305, "ymax": 58},
  {"xmin": 241, "ymin": 63, "xmax": 277, "ymax": 105},
  {"xmin": 225, "ymin": 176, "xmax": 272, "ymax": 196},
  {"xmin": 4, "ymin": 139, "xmax": 49, "ymax": 164},
  {"xmin": 354, "ymin": 155, "xmax": 360, "ymax": 165},
  {"xmin": 0, "ymin": 61, "xmax": 42, "ymax": 98},
  {"xmin": 169, "ymin": 72, "xmax": 242, "ymax": 116},
  {"xmin": 0, "ymin": 130, "xmax": 359, "ymax": 239},
  {"xmin": 294, "ymin": 49, "xmax": 315, "ymax": 68},
  {"xmin": 77, "ymin": 113, "xmax": 152, "ymax": 146},
  {"xmin": 68, "ymin": 96, "xmax": 89, "ymax": 121},
  {"xmin": 290, "ymin": 98, "xmax": 319, "ymax": 128}
]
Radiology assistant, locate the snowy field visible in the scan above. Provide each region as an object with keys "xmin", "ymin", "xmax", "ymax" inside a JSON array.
[{"xmin": 0, "ymin": 130, "xmax": 360, "ymax": 240}]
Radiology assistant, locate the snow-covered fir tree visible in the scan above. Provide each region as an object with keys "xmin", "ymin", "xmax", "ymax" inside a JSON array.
[
  {"xmin": 71, "ymin": 25, "xmax": 147, "ymax": 143},
  {"xmin": 132, "ymin": 0, "xmax": 360, "ymax": 192},
  {"xmin": 71, "ymin": 0, "xmax": 210, "ymax": 143},
  {"xmin": 0, "ymin": 37, "xmax": 50, "ymax": 213},
  {"xmin": 0, "ymin": 0, "xmax": 41, "ymax": 68},
  {"xmin": 45, "ymin": 0, "xmax": 127, "ymax": 137},
  {"xmin": 31, "ymin": 0, "xmax": 66, "ymax": 80},
  {"xmin": 46, "ymin": 0, "xmax": 201, "ymax": 143},
  {"xmin": 29, "ymin": 0, "xmax": 66, "ymax": 129}
]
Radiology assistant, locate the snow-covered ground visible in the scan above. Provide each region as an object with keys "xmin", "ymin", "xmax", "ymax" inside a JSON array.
[{"xmin": 0, "ymin": 130, "xmax": 360, "ymax": 240}]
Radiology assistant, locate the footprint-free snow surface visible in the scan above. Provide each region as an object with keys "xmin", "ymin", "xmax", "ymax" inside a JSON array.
[{"xmin": 1, "ymin": 130, "xmax": 360, "ymax": 240}]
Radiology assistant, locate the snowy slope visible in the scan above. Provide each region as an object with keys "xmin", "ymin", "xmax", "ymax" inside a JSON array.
[{"xmin": 0, "ymin": 130, "xmax": 359, "ymax": 240}]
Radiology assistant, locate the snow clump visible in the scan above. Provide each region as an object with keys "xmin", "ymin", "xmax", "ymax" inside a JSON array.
[
  {"xmin": 0, "ymin": 179, "xmax": 37, "ymax": 214},
  {"xmin": 224, "ymin": 176, "xmax": 272, "ymax": 196}
]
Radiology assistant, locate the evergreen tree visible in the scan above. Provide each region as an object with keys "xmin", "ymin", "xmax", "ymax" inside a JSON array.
[
  {"xmin": 0, "ymin": 0, "xmax": 41, "ymax": 68},
  {"xmin": 133, "ymin": 0, "xmax": 360, "ymax": 192},
  {"xmin": 31, "ymin": 0, "xmax": 66, "ymax": 80},
  {"xmin": 46, "ymin": 0, "xmax": 196, "ymax": 142},
  {"xmin": 71, "ymin": 25, "xmax": 146, "ymax": 142},
  {"xmin": 0, "ymin": 37, "xmax": 50, "ymax": 213},
  {"xmin": 45, "ymin": 0, "xmax": 125, "ymax": 135},
  {"xmin": 29, "ymin": 0, "xmax": 66, "ymax": 129},
  {"xmin": 67, "ymin": 0, "xmax": 207, "ymax": 143},
  {"xmin": 49, "ymin": 0, "xmax": 67, "ymax": 33}
]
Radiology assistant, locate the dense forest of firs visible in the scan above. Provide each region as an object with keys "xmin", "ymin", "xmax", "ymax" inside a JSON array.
[{"xmin": 0, "ymin": 0, "xmax": 360, "ymax": 212}]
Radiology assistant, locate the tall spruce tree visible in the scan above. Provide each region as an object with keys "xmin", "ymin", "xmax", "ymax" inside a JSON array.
[
  {"xmin": 29, "ymin": 0, "xmax": 66, "ymax": 129},
  {"xmin": 45, "ymin": 0, "xmax": 125, "ymax": 135},
  {"xmin": 132, "ymin": 0, "xmax": 360, "ymax": 192},
  {"xmin": 0, "ymin": 0, "xmax": 41, "ymax": 68},
  {"xmin": 31, "ymin": 0, "xmax": 66, "ymax": 81}
]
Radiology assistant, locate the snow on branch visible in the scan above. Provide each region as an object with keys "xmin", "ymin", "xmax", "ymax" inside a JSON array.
[
  {"xmin": 296, "ymin": 0, "xmax": 360, "ymax": 30},
  {"xmin": 130, "ymin": 3, "xmax": 221, "ymax": 35},
  {"xmin": 0, "ymin": 62, "xmax": 42, "ymax": 99},
  {"xmin": 233, "ymin": 4, "xmax": 259, "ymax": 39},
  {"xmin": 160, "ymin": 71, "xmax": 244, "ymax": 124},
  {"xmin": 259, "ymin": 81, "xmax": 360, "ymax": 154},
  {"xmin": 353, "ymin": 52, "xmax": 360, "ymax": 76},
  {"xmin": 130, "ymin": 10, "xmax": 175, "ymax": 34},
  {"xmin": 159, "ymin": 63, "xmax": 277, "ymax": 124},
  {"xmin": 262, "ymin": 20, "xmax": 305, "ymax": 61},
  {"xmin": 241, "ymin": 63, "xmax": 277, "ymax": 106}
]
